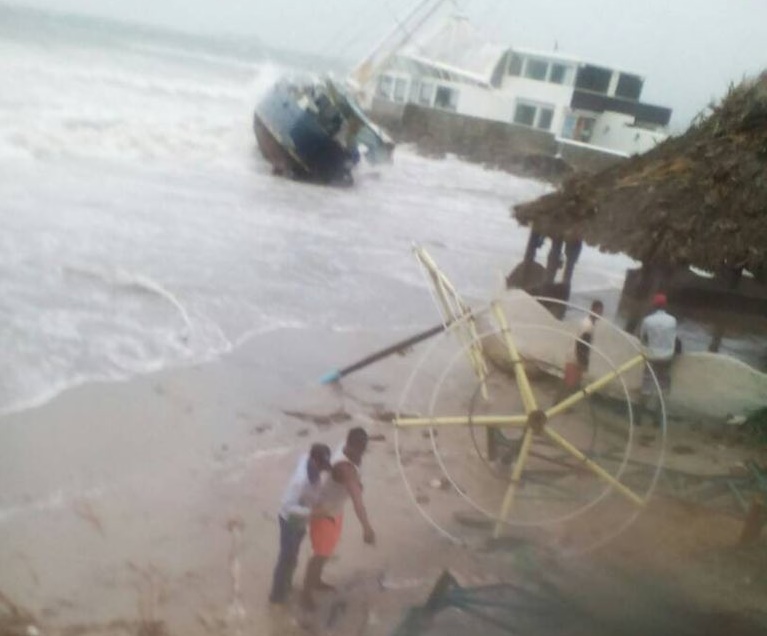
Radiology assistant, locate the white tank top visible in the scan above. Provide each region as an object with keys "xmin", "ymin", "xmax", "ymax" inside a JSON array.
[{"xmin": 316, "ymin": 446, "xmax": 360, "ymax": 517}]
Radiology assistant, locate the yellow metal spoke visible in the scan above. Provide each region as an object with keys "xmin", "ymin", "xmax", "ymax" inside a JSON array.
[
  {"xmin": 492, "ymin": 302, "xmax": 538, "ymax": 414},
  {"xmin": 415, "ymin": 248, "xmax": 465, "ymax": 303},
  {"xmin": 465, "ymin": 315, "xmax": 489, "ymax": 400},
  {"xmin": 415, "ymin": 246, "xmax": 489, "ymax": 398},
  {"xmin": 543, "ymin": 427, "xmax": 645, "ymax": 507},
  {"xmin": 493, "ymin": 426, "xmax": 535, "ymax": 538},
  {"xmin": 395, "ymin": 414, "xmax": 528, "ymax": 428},
  {"xmin": 546, "ymin": 355, "xmax": 645, "ymax": 419}
]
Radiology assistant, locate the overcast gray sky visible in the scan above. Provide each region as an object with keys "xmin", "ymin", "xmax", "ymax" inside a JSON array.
[{"xmin": 9, "ymin": 0, "xmax": 767, "ymax": 129}]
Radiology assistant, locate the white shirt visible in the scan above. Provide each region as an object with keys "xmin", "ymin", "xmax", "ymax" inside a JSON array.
[
  {"xmin": 578, "ymin": 316, "xmax": 595, "ymax": 338},
  {"xmin": 640, "ymin": 309, "xmax": 677, "ymax": 362},
  {"xmin": 279, "ymin": 454, "xmax": 323, "ymax": 522}
]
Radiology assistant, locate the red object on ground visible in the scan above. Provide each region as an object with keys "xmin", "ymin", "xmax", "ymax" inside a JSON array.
[{"xmin": 564, "ymin": 362, "xmax": 583, "ymax": 389}]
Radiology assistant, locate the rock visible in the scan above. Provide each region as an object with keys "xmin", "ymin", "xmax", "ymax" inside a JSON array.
[{"xmin": 453, "ymin": 511, "xmax": 493, "ymax": 529}]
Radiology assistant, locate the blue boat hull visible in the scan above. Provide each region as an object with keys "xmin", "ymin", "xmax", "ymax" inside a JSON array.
[{"xmin": 253, "ymin": 81, "xmax": 357, "ymax": 185}]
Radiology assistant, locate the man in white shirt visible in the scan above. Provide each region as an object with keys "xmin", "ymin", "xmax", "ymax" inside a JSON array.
[
  {"xmin": 575, "ymin": 299, "xmax": 604, "ymax": 374},
  {"xmin": 269, "ymin": 444, "xmax": 331, "ymax": 604},
  {"xmin": 639, "ymin": 293, "xmax": 679, "ymax": 426}
]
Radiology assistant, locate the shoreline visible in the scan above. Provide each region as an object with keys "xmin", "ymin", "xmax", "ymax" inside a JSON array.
[{"xmin": 5, "ymin": 281, "xmax": 766, "ymax": 425}]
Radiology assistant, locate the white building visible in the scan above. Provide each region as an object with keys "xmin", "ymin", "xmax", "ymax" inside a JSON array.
[{"xmin": 360, "ymin": 15, "xmax": 671, "ymax": 157}]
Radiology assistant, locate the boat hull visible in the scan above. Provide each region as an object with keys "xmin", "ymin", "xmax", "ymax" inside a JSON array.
[{"xmin": 253, "ymin": 81, "xmax": 356, "ymax": 185}]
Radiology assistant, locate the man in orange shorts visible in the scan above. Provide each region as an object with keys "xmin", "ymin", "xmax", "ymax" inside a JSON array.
[{"xmin": 301, "ymin": 427, "xmax": 375, "ymax": 610}]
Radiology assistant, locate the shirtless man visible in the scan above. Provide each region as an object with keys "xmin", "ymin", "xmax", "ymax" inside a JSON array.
[{"xmin": 301, "ymin": 427, "xmax": 375, "ymax": 609}]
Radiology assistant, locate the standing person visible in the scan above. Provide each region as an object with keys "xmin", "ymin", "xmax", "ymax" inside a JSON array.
[
  {"xmin": 575, "ymin": 299, "xmax": 604, "ymax": 374},
  {"xmin": 557, "ymin": 299, "xmax": 603, "ymax": 403},
  {"xmin": 269, "ymin": 444, "xmax": 331, "ymax": 604},
  {"xmin": 638, "ymin": 293, "xmax": 678, "ymax": 426},
  {"xmin": 301, "ymin": 427, "xmax": 375, "ymax": 610}
]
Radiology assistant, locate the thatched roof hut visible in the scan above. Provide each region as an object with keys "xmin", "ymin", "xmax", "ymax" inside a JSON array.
[{"xmin": 514, "ymin": 72, "xmax": 767, "ymax": 277}]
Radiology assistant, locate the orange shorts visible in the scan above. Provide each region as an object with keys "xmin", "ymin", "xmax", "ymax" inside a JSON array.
[{"xmin": 310, "ymin": 514, "xmax": 343, "ymax": 557}]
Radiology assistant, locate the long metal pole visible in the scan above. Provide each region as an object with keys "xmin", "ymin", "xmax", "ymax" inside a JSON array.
[
  {"xmin": 395, "ymin": 414, "xmax": 528, "ymax": 428},
  {"xmin": 350, "ymin": 0, "xmax": 451, "ymax": 86}
]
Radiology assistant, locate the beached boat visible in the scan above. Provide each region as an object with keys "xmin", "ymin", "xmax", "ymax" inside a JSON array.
[
  {"xmin": 252, "ymin": 1, "xmax": 451, "ymax": 184},
  {"xmin": 253, "ymin": 76, "xmax": 393, "ymax": 185}
]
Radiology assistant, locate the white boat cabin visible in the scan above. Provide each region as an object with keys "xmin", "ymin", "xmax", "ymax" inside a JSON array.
[{"xmin": 364, "ymin": 16, "xmax": 671, "ymax": 157}]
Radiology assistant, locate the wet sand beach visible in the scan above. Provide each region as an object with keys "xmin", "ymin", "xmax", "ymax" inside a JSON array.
[{"xmin": 2, "ymin": 326, "xmax": 767, "ymax": 636}]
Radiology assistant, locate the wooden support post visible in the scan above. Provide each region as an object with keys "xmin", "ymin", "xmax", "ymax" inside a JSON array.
[
  {"xmin": 545, "ymin": 238, "xmax": 563, "ymax": 285},
  {"xmin": 709, "ymin": 267, "xmax": 742, "ymax": 353},
  {"xmin": 562, "ymin": 240, "xmax": 582, "ymax": 286}
]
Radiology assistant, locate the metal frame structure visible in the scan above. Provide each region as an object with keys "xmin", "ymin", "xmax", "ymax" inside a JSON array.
[{"xmin": 396, "ymin": 246, "xmax": 664, "ymax": 541}]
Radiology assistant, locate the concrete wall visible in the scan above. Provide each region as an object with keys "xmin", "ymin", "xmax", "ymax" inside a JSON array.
[
  {"xmin": 397, "ymin": 103, "xmax": 558, "ymax": 156},
  {"xmin": 370, "ymin": 97, "xmax": 407, "ymax": 128},
  {"xmin": 371, "ymin": 102, "xmax": 625, "ymax": 178},
  {"xmin": 557, "ymin": 139, "xmax": 626, "ymax": 173}
]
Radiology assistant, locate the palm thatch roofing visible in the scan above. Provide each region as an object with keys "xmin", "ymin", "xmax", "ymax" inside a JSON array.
[{"xmin": 514, "ymin": 72, "xmax": 767, "ymax": 275}]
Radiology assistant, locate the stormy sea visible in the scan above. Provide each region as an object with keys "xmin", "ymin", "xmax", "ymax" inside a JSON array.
[{"xmin": 1, "ymin": 4, "xmax": 763, "ymax": 419}]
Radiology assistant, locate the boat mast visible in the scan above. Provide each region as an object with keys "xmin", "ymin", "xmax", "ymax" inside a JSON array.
[{"xmin": 349, "ymin": 0, "xmax": 453, "ymax": 89}]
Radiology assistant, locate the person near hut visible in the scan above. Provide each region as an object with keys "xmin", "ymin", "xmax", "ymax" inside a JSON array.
[
  {"xmin": 638, "ymin": 293, "xmax": 679, "ymax": 426},
  {"xmin": 269, "ymin": 443, "xmax": 332, "ymax": 604},
  {"xmin": 557, "ymin": 300, "xmax": 603, "ymax": 402},
  {"xmin": 575, "ymin": 299, "xmax": 604, "ymax": 372}
]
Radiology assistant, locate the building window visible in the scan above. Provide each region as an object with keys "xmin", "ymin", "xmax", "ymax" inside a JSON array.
[
  {"xmin": 615, "ymin": 73, "xmax": 643, "ymax": 101},
  {"xmin": 524, "ymin": 58, "xmax": 548, "ymax": 81},
  {"xmin": 514, "ymin": 101, "xmax": 556, "ymax": 130},
  {"xmin": 537, "ymin": 107, "xmax": 554, "ymax": 130},
  {"xmin": 513, "ymin": 103, "xmax": 537, "ymax": 127},
  {"xmin": 418, "ymin": 82, "xmax": 434, "ymax": 106},
  {"xmin": 549, "ymin": 63, "xmax": 568, "ymax": 85},
  {"xmin": 393, "ymin": 77, "xmax": 408, "ymax": 103},
  {"xmin": 575, "ymin": 65, "xmax": 612, "ymax": 94},
  {"xmin": 508, "ymin": 53, "xmax": 523, "ymax": 76},
  {"xmin": 434, "ymin": 86, "xmax": 459, "ymax": 111},
  {"xmin": 376, "ymin": 75, "xmax": 393, "ymax": 99}
]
